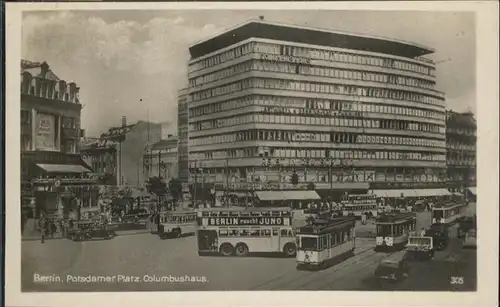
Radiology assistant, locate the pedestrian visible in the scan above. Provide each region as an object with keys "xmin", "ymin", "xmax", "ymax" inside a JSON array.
[
  {"xmin": 40, "ymin": 219, "xmax": 46, "ymax": 244},
  {"xmin": 51, "ymin": 221, "xmax": 57, "ymax": 238}
]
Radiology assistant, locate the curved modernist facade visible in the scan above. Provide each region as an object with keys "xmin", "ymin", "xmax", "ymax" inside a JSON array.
[{"xmin": 186, "ymin": 20, "xmax": 446, "ymax": 195}]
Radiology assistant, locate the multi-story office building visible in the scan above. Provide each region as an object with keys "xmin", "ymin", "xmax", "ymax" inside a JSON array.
[
  {"xmin": 20, "ymin": 60, "xmax": 97, "ymax": 218},
  {"xmin": 177, "ymin": 88, "xmax": 189, "ymax": 184},
  {"xmin": 81, "ymin": 117, "xmax": 162, "ymax": 187},
  {"xmin": 186, "ymin": 20, "xmax": 447, "ymax": 199},
  {"xmin": 143, "ymin": 134, "xmax": 179, "ymax": 182},
  {"xmin": 445, "ymin": 110, "xmax": 476, "ymax": 198}
]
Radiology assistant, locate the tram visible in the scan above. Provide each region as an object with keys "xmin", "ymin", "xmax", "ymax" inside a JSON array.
[
  {"xmin": 295, "ymin": 216, "xmax": 356, "ymax": 270},
  {"xmin": 375, "ymin": 212, "xmax": 416, "ymax": 252},
  {"xmin": 149, "ymin": 210, "xmax": 198, "ymax": 239},
  {"xmin": 431, "ymin": 202, "xmax": 467, "ymax": 225},
  {"xmin": 340, "ymin": 194, "xmax": 378, "ymax": 218}
]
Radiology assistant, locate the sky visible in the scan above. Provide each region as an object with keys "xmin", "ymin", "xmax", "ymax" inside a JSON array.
[{"xmin": 22, "ymin": 10, "xmax": 476, "ymax": 137}]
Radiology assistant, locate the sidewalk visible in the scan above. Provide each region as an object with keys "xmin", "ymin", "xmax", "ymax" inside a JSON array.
[{"xmin": 22, "ymin": 229, "xmax": 150, "ymax": 241}]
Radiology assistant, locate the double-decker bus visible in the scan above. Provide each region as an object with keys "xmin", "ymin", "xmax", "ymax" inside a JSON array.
[
  {"xmin": 196, "ymin": 207, "xmax": 296, "ymax": 257},
  {"xmin": 149, "ymin": 210, "xmax": 198, "ymax": 239},
  {"xmin": 432, "ymin": 202, "xmax": 467, "ymax": 225},
  {"xmin": 295, "ymin": 217, "xmax": 356, "ymax": 270},
  {"xmin": 375, "ymin": 212, "xmax": 416, "ymax": 251},
  {"xmin": 340, "ymin": 194, "xmax": 378, "ymax": 218}
]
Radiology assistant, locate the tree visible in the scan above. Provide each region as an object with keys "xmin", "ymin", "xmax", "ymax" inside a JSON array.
[
  {"xmin": 146, "ymin": 176, "xmax": 168, "ymax": 196},
  {"xmin": 168, "ymin": 178, "xmax": 183, "ymax": 204}
]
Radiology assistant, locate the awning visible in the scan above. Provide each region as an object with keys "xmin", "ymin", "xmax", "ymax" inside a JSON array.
[
  {"xmin": 255, "ymin": 190, "xmax": 320, "ymax": 201},
  {"xmin": 468, "ymin": 187, "xmax": 477, "ymax": 195},
  {"xmin": 330, "ymin": 182, "xmax": 370, "ymax": 190},
  {"xmin": 414, "ymin": 188, "xmax": 451, "ymax": 197},
  {"xmin": 36, "ymin": 164, "xmax": 92, "ymax": 174},
  {"xmin": 371, "ymin": 189, "xmax": 418, "ymax": 198}
]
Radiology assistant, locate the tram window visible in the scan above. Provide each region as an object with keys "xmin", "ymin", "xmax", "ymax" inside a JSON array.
[
  {"xmin": 251, "ymin": 212, "xmax": 260, "ymax": 217},
  {"xmin": 262, "ymin": 229, "xmax": 271, "ymax": 236},
  {"xmin": 377, "ymin": 225, "xmax": 391, "ymax": 236},
  {"xmin": 230, "ymin": 212, "xmax": 238, "ymax": 217},
  {"xmin": 262, "ymin": 211, "xmax": 271, "ymax": 217},
  {"xmin": 434, "ymin": 210, "xmax": 443, "ymax": 219},
  {"xmin": 219, "ymin": 230, "xmax": 228, "ymax": 236},
  {"xmin": 240, "ymin": 229, "xmax": 249, "ymax": 236},
  {"xmin": 249, "ymin": 229, "xmax": 260, "ymax": 236},
  {"xmin": 210, "ymin": 212, "xmax": 218, "ymax": 217},
  {"xmin": 280, "ymin": 229, "xmax": 289, "ymax": 237},
  {"xmin": 220, "ymin": 212, "xmax": 229, "ymax": 217},
  {"xmin": 273, "ymin": 229, "xmax": 279, "ymax": 236},
  {"xmin": 271, "ymin": 211, "xmax": 280, "ymax": 217},
  {"xmin": 301, "ymin": 237, "xmax": 318, "ymax": 250},
  {"xmin": 321, "ymin": 236, "xmax": 328, "ymax": 250}
]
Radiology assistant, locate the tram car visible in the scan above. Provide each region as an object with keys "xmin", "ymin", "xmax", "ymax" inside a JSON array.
[
  {"xmin": 431, "ymin": 202, "xmax": 467, "ymax": 225},
  {"xmin": 375, "ymin": 212, "xmax": 416, "ymax": 252},
  {"xmin": 295, "ymin": 216, "xmax": 356, "ymax": 270},
  {"xmin": 155, "ymin": 210, "xmax": 198, "ymax": 239}
]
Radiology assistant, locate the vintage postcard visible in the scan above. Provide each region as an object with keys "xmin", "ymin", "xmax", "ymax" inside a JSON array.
[{"xmin": 4, "ymin": 2, "xmax": 499, "ymax": 307}]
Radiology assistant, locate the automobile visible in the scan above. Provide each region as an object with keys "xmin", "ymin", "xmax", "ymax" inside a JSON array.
[
  {"xmin": 457, "ymin": 215, "xmax": 476, "ymax": 238},
  {"xmin": 71, "ymin": 222, "xmax": 116, "ymax": 241},
  {"xmin": 374, "ymin": 258, "xmax": 410, "ymax": 283},
  {"xmin": 426, "ymin": 226, "xmax": 449, "ymax": 250},
  {"xmin": 405, "ymin": 235, "xmax": 434, "ymax": 260},
  {"xmin": 462, "ymin": 229, "xmax": 477, "ymax": 249}
]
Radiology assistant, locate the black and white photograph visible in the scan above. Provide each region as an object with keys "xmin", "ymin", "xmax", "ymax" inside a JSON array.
[{"xmin": 4, "ymin": 2, "xmax": 499, "ymax": 306}]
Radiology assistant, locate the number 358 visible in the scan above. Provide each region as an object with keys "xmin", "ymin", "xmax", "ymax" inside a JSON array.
[{"xmin": 451, "ymin": 277, "xmax": 464, "ymax": 284}]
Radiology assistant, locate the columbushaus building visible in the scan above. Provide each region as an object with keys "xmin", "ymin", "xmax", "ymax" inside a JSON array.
[{"xmin": 186, "ymin": 20, "xmax": 447, "ymax": 199}]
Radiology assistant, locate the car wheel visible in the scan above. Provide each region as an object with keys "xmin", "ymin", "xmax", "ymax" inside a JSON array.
[
  {"xmin": 283, "ymin": 243, "xmax": 297, "ymax": 257},
  {"xmin": 220, "ymin": 243, "xmax": 234, "ymax": 256},
  {"xmin": 234, "ymin": 243, "xmax": 249, "ymax": 257}
]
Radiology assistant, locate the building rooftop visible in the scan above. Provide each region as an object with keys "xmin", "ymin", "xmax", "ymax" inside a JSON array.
[
  {"xmin": 446, "ymin": 110, "xmax": 476, "ymax": 128},
  {"xmin": 189, "ymin": 19, "xmax": 435, "ymax": 60},
  {"xmin": 21, "ymin": 60, "xmax": 60, "ymax": 81},
  {"xmin": 148, "ymin": 137, "xmax": 178, "ymax": 151}
]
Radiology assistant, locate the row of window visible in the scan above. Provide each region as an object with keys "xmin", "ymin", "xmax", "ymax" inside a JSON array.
[
  {"xmin": 190, "ymin": 78, "xmax": 443, "ymax": 106},
  {"xmin": 189, "ymin": 60, "xmax": 436, "ymax": 90},
  {"xmin": 189, "ymin": 173, "xmax": 446, "ymax": 185},
  {"xmin": 190, "ymin": 148, "xmax": 446, "ymax": 162},
  {"xmin": 21, "ymin": 76, "xmax": 80, "ymax": 103},
  {"xmin": 190, "ymin": 113, "xmax": 443, "ymax": 134},
  {"xmin": 191, "ymin": 130, "xmax": 445, "ymax": 148},
  {"xmin": 300, "ymin": 227, "xmax": 354, "ymax": 251},
  {"xmin": 189, "ymin": 41, "xmax": 435, "ymax": 77},
  {"xmin": 217, "ymin": 228, "xmax": 294, "ymax": 237},
  {"xmin": 189, "ymin": 95, "xmax": 445, "ymax": 120},
  {"xmin": 342, "ymin": 205, "xmax": 377, "ymax": 211},
  {"xmin": 377, "ymin": 221, "xmax": 416, "ymax": 237}
]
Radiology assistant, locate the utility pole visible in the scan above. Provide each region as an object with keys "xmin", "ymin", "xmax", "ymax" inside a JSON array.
[
  {"xmin": 193, "ymin": 160, "xmax": 197, "ymax": 207},
  {"xmin": 157, "ymin": 149, "xmax": 161, "ymax": 178}
]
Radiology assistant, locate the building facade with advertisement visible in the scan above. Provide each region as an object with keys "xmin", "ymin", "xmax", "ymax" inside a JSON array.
[
  {"xmin": 186, "ymin": 20, "xmax": 447, "ymax": 200},
  {"xmin": 20, "ymin": 60, "xmax": 97, "ymax": 218},
  {"xmin": 178, "ymin": 88, "xmax": 189, "ymax": 184},
  {"xmin": 143, "ymin": 135, "xmax": 179, "ymax": 182},
  {"xmin": 80, "ymin": 117, "xmax": 162, "ymax": 188},
  {"xmin": 445, "ymin": 110, "xmax": 476, "ymax": 199}
]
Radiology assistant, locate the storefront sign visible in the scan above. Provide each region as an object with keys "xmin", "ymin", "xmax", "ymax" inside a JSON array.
[
  {"xmin": 205, "ymin": 216, "xmax": 288, "ymax": 226},
  {"xmin": 260, "ymin": 54, "xmax": 311, "ymax": 65},
  {"xmin": 35, "ymin": 113, "xmax": 56, "ymax": 151}
]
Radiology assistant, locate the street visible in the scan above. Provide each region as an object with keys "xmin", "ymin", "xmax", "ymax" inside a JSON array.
[{"xmin": 21, "ymin": 205, "xmax": 476, "ymax": 291}]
